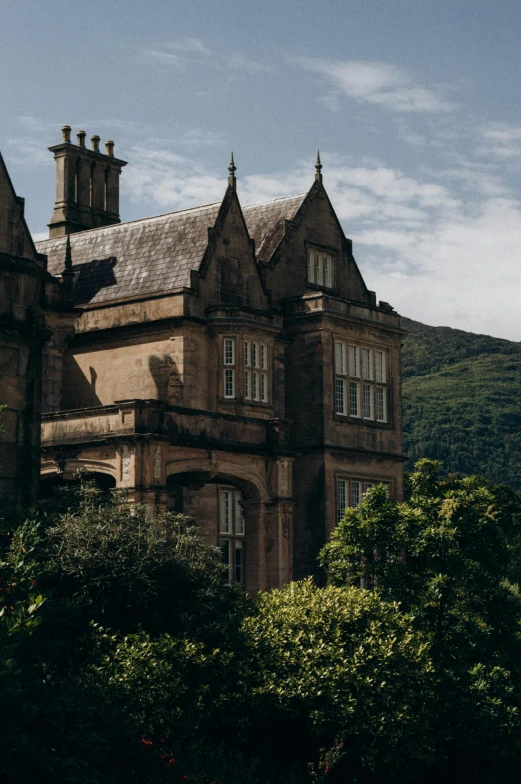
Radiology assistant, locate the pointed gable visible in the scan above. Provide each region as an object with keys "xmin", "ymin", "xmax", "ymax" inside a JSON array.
[
  {"xmin": 195, "ymin": 185, "xmax": 269, "ymax": 312},
  {"xmin": 263, "ymin": 180, "xmax": 370, "ymax": 305},
  {"xmin": 0, "ymin": 151, "xmax": 39, "ymax": 261}
]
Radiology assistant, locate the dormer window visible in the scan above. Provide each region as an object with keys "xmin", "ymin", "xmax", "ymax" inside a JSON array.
[{"xmin": 307, "ymin": 248, "xmax": 333, "ymax": 289}]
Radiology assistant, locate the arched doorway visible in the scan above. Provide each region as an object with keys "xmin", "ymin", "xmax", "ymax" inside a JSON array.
[
  {"xmin": 166, "ymin": 470, "xmax": 261, "ymax": 591},
  {"xmin": 40, "ymin": 470, "xmax": 116, "ymax": 500}
]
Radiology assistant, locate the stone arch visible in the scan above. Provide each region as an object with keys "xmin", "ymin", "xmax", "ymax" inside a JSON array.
[
  {"xmin": 40, "ymin": 466, "xmax": 116, "ymax": 500},
  {"xmin": 165, "ymin": 456, "xmax": 267, "ymax": 503},
  {"xmin": 166, "ymin": 459, "xmax": 266, "ymax": 592},
  {"xmin": 41, "ymin": 457, "xmax": 117, "ymax": 480}
]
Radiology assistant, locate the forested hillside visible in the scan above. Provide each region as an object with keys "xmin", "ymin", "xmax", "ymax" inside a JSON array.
[{"xmin": 401, "ymin": 317, "xmax": 521, "ymax": 489}]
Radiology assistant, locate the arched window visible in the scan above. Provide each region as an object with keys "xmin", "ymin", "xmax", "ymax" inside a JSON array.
[{"xmin": 219, "ymin": 486, "xmax": 245, "ymax": 584}]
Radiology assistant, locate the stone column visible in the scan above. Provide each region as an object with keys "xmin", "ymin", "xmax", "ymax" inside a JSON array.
[{"xmin": 261, "ymin": 499, "xmax": 294, "ymax": 589}]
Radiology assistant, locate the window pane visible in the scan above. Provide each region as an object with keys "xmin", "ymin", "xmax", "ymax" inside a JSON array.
[
  {"xmin": 235, "ymin": 540, "xmax": 244, "ymax": 584},
  {"xmin": 337, "ymin": 479, "xmax": 346, "ymax": 523},
  {"xmin": 335, "ymin": 341, "xmax": 345, "ymax": 375},
  {"xmin": 260, "ymin": 344, "xmax": 267, "ymax": 370},
  {"xmin": 253, "ymin": 371, "xmax": 259, "ymax": 401},
  {"xmin": 363, "ymin": 384, "xmax": 372, "ymax": 419},
  {"xmin": 252, "ymin": 342, "xmax": 258, "ymax": 368},
  {"xmin": 224, "ymin": 338, "xmax": 234, "ymax": 365},
  {"xmin": 244, "ymin": 341, "xmax": 251, "ymax": 367},
  {"xmin": 335, "ymin": 378, "xmax": 345, "ymax": 415},
  {"xmin": 362, "ymin": 348, "xmax": 371, "ymax": 379},
  {"xmin": 351, "ymin": 481, "xmax": 360, "ymax": 507},
  {"xmin": 349, "ymin": 382, "xmax": 359, "ymax": 416},
  {"xmin": 324, "ymin": 255, "xmax": 332, "ymax": 288},
  {"xmin": 224, "ymin": 368, "xmax": 235, "ymax": 398},
  {"xmin": 244, "ymin": 370, "xmax": 251, "ymax": 399},
  {"xmin": 235, "ymin": 494, "xmax": 245, "ymax": 535},
  {"xmin": 375, "ymin": 350, "xmax": 384, "ymax": 382},
  {"xmin": 316, "ymin": 254, "xmax": 324, "ymax": 286},
  {"xmin": 307, "ymin": 250, "xmax": 315, "ymax": 283},
  {"xmin": 376, "ymin": 387, "xmax": 386, "ymax": 421},
  {"xmin": 220, "ymin": 490, "xmax": 231, "ymax": 533},
  {"xmin": 261, "ymin": 373, "xmax": 268, "ymax": 402},
  {"xmin": 348, "ymin": 345, "xmax": 358, "ymax": 377}
]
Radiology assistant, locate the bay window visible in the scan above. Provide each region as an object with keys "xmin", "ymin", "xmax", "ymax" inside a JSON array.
[
  {"xmin": 222, "ymin": 336, "xmax": 270, "ymax": 404},
  {"xmin": 334, "ymin": 340, "xmax": 388, "ymax": 423}
]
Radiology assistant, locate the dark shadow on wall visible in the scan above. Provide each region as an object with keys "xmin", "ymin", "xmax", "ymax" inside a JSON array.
[
  {"xmin": 148, "ymin": 354, "xmax": 183, "ymax": 404},
  {"xmin": 61, "ymin": 354, "xmax": 102, "ymax": 409}
]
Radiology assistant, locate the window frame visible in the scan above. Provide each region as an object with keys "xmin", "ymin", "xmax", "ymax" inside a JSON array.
[
  {"xmin": 218, "ymin": 485, "xmax": 245, "ymax": 585},
  {"xmin": 334, "ymin": 338, "xmax": 390, "ymax": 424},
  {"xmin": 222, "ymin": 337, "xmax": 236, "ymax": 399},
  {"xmin": 336, "ymin": 476, "xmax": 392, "ymax": 522},
  {"xmin": 306, "ymin": 245, "xmax": 336, "ymax": 291},
  {"xmin": 222, "ymin": 336, "xmax": 270, "ymax": 406}
]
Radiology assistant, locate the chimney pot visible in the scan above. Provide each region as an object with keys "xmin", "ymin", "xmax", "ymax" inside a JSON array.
[
  {"xmin": 105, "ymin": 140, "xmax": 115, "ymax": 156},
  {"xmin": 62, "ymin": 125, "xmax": 71, "ymax": 143},
  {"xmin": 91, "ymin": 135, "xmax": 100, "ymax": 152},
  {"xmin": 77, "ymin": 130, "xmax": 86, "ymax": 147}
]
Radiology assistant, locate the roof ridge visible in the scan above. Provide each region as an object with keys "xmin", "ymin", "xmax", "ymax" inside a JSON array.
[
  {"xmin": 242, "ymin": 192, "xmax": 307, "ymax": 210},
  {"xmin": 36, "ymin": 199, "xmax": 223, "ymax": 245}
]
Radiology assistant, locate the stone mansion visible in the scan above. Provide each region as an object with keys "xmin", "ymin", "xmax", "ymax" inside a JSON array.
[{"xmin": 0, "ymin": 126, "xmax": 404, "ymax": 591}]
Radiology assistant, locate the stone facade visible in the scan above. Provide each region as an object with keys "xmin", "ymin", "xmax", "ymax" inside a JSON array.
[
  {"xmin": 0, "ymin": 152, "xmax": 75, "ymax": 506},
  {"xmin": 5, "ymin": 127, "xmax": 404, "ymax": 589}
]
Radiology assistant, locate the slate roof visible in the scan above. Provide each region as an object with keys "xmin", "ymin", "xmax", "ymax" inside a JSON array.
[
  {"xmin": 243, "ymin": 193, "xmax": 307, "ymax": 262},
  {"xmin": 36, "ymin": 192, "xmax": 307, "ymax": 306}
]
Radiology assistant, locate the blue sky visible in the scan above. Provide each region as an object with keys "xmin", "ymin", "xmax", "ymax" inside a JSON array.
[{"xmin": 2, "ymin": 0, "xmax": 521, "ymax": 339}]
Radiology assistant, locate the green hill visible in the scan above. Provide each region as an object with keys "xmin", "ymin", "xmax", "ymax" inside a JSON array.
[{"xmin": 401, "ymin": 318, "xmax": 521, "ymax": 489}]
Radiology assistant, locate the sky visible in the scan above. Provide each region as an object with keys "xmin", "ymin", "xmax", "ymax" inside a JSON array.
[{"xmin": 2, "ymin": 0, "xmax": 521, "ymax": 340}]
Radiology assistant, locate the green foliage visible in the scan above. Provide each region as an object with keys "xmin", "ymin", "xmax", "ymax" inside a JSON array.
[
  {"xmin": 0, "ymin": 484, "xmax": 250, "ymax": 783},
  {"xmin": 321, "ymin": 460, "xmax": 521, "ymax": 781},
  {"xmin": 3, "ymin": 470, "xmax": 521, "ymax": 782},
  {"xmin": 242, "ymin": 579, "xmax": 435, "ymax": 782},
  {"xmin": 401, "ymin": 318, "xmax": 521, "ymax": 488},
  {"xmin": 47, "ymin": 483, "xmax": 233, "ymax": 636}
]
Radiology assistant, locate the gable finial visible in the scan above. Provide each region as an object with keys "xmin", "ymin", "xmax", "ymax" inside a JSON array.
[
  {"xmin": 64, "ymin": 229, "xmax": 72, "ymax": 272},
  {"xmin": 228, "ymin": 152, "xmax": 237, "ymax": 189},
  {"xmin": 315, "ymin": 150, "xmax": 323, "ymax": 183}
]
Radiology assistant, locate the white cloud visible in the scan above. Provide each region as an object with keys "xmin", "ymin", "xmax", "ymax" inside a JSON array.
[
  {"xmin": 478, "ymin": 123, "xmax": 521, "ymax": 159},
  {"xmin": 295, "ymin": 58, "xmax": 455, "ymax": 113},
  {"xmin": 140, "ymin": 39, "xmax": 271, "ymax": 78},
  {"xmin": 140, "ymin": 38, "xmax": 212, "ymax": 68},
  {"xmin": 6, "ymin": 138, "xmax": 53, "ymax": 166}
]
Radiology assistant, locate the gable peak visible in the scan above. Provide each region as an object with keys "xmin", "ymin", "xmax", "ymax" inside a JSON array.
[
  {"xmin": 228, "ymin": 152, "xmax": 237, "ymax": 190},
  {"xmin": 315, "ymin": 150, "xmax": 323, "ymax": 184}
]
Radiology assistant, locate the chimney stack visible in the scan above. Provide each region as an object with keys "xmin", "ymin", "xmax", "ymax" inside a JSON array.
[{"xmin": 47, "ymin": 126, "xmax": 127, "ymax": 238}]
